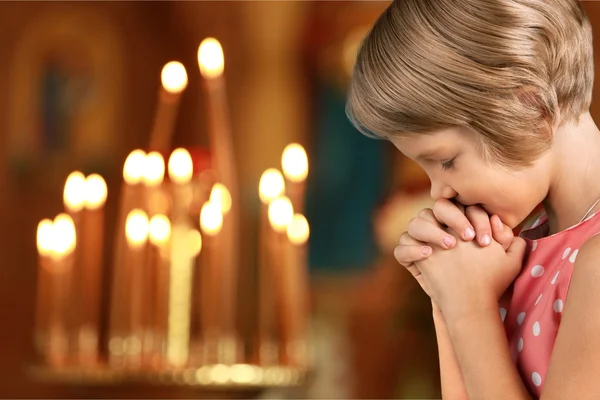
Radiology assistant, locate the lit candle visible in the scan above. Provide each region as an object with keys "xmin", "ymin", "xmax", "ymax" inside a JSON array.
[
  {"xmin": 48, "ymin": 213, "xmax": 77, "ymax": 366},
  {"xmin": 199, "ymin": 200, "xmax": 223, "ymax": 363},
  {"xmin": 266, "ymin": 195, "xmax": 294, "ymax": 364},
  {"xmin": 166, "ymin": 226, "xmax": 202, "ymax": 368},
  {"xmin": 141, "ymin": 151, "xmax": 167, "ymax": 366},
  {"xmin": 61, "ymin": 172, "xmax": 86, "ymax": 362},
  {"xmin": 148, "ymin": 61, "xmax": 188, "ymax": 152},
  {"xmin": 148, "ymin": 214, "xmax": 171, "ymax": 368},
  {"xmin": 281, "ymin": 143, "xmax": 308, "ymax": 214},
  {"xmin": 63, "ymin": 171, "xmax": 85, "ymax": 268},
  {"xmin": 34, "ymin": 219, "xmax": 55, "ymax": 361},
  {"xmin": 78, "ymin": 173, "xmax": 107, "ymax": 365},
  {"xmin": 283, "ymin": 213, "xmax": 310, "ymax": 367},
  {"xmin": 124, "ymin": 209, "xmax": 149, "ymax": 367},
  {"xmin": 166, "ymin": 148, "xmax": 196, "ymax": 367},
  {"xmin": 257, "ymin": 169, "xmax": 285, "ymax": 364},
  {"xmin": 198, "ymin": 39, "xmax": 240, "ymax": 352},
  {"xmin": 109, "ymin": 150, "xmax": 146, "ymax": 366}
]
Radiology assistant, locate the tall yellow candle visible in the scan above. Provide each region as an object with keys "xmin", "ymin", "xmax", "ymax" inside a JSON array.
[
  {"xmin": 281, "ymin": 143, "xmax": 308, "ymax": 215},
  {"xmin": 198, "ymin": 38, "xmax": 240, "ymax": 346},
  {"xmin": 167, "ymin": 226, "xmax": 201, "ymax": 368},
  {"xmin": 166, "ymin": 148, "xmax": 196, "ymax": 367},
  {"xmin": 148, "ymin": 61, "xmax": 188, "ymax": 152},
  {"xmin": 78, "ymin": 173, "xmax": 107, "ymax": 365},
  {"xmin": 124, "ymin": 209, "xmax": 149, "ymax": 368}
]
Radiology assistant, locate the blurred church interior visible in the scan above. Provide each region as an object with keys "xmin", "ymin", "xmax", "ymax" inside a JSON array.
[{"xmin": 2, "ymin": 1, "xmax": 600, "ymax": 399}]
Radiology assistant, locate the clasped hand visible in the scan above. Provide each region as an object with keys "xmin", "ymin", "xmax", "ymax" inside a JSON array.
[{"xmin": 394, "ymin": 199, "xmax": 526, "ymax": 321}]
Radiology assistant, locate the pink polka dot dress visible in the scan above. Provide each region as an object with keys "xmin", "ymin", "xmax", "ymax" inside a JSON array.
[{"xmin": 499, "ymin": 211, "xmax": 600, "ymax": 398}]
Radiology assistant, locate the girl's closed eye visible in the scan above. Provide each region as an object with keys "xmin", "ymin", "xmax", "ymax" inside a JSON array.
[{"xmin": 441, "ymin": 157, "xmax": 456, "ymax": 171}]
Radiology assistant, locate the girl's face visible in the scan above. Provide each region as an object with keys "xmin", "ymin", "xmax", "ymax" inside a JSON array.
[{"xmin": 390, "ymin": 127, "xmax": 553, "ymax": 228}]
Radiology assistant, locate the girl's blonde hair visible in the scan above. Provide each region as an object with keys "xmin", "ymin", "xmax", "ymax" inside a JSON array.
[{"xmin": 346, "ymin": 0, "xmax": 593, "ymax": 167}]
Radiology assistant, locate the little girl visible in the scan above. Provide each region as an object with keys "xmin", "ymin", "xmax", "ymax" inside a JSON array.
[{"xmin": 346, "ymin": 0, "xmax": 600, "ymax": 398}]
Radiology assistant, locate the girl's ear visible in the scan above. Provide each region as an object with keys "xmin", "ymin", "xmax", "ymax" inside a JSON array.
[{"xmin": 517, "ymin": 86, "xmax": 557, "ymax": 137}]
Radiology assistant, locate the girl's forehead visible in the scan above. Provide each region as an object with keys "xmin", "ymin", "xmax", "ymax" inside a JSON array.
[{"xmin": 390, "ymin": 127, "xmax": 473, "ymax": 158}]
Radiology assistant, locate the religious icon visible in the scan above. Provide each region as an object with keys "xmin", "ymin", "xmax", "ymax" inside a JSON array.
[{"xmin": 6, "ymin": 9, "xmax": 123, "ymax": 186}]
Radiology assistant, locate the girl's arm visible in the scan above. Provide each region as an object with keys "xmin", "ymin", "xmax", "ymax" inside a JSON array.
[
  {"xmin": 445, "ymin": 305, "xmax": 530, "ymax": 399},
  {"xmin": 432, "ymin": 305, "xmax": 469, "ymax": 400},
  {"xmin": 540, "ymin": 235, "xmax": 600, "ymax": 398},
  {"xmin": 444, "ymin": 235, "xmax": 600, "ymax": 399}
]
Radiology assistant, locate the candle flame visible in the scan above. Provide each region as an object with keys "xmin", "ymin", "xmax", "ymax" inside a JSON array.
[
  {"xmin": 198, "ymin": 38, "xmax": 224, "ymax": 79},
  {"xmin": 268, "ymin": 196, "xmax": 294, "ymax": 232},
  {"xmin": 84, "ymin": 174, "xmax": 108, "ymax": 210},
  {"xmin": 124, "ymin": 150, "xmax": 147, "ymax": 185},
  {"xmin": 210, "ymin": 183, "xmax": 232, "ymax": 215},
  {"xmin": 161, "ymin": 61, "xmax": 188, "ymax": 94},
  {"xmin": 149, "ymin": 214, "xmax": 171, "ymax": 246},
  {"xmin": 125, "ymin": 209, "xmax": 149, "ymax": 247},
  {"xmin": 36, "ymin": 219, "xmax": 55, "ymax": 257},
  {"xmin": 186, "ymin": 229, "xmax": 203, "ymax": 257},
  {"xmin": 63, "ymin": 171, "xmax": 86, "ymax": 212},
  {"xmin": 287, "ymin": 213, "xmax": 310, "ymax": 245},
  {"xmin": 200, "ymin": 201, "xmax": 223, "ymax": 236},
  {"xmin": 168, "ymin": 148, "xmax": 193, "ymax": 184},
  {"xmin": 52, "ymin": 213, "xmax": 77, "ymax": 257},
  {"xmin": 259, "ymin": 169, "xmax": 285, "ymax": 204},
  {"xmin": 281, "ymin": 143, "xmax": 308, "ymax": 182},
  {"xmin": 143, "ymin": 151, "xmax": 165, "ymax": 187}
]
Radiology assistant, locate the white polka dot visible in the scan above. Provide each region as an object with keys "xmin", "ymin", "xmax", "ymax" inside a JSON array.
[
  {"xmin": 532, "ymin": 372, "xmax": 542, "ymax": 387},
  {"xmin": 553, "ymin": 299, "xmax": 564, "ymax": 313},
  {"xmin": 551, "ymin": 271, "xmax": 560, "ymax": 285},
  {"xmin": 562, "ymin": 247, "xmax": 571, "ymax": 259},
  {"xmin": 517, "ymin": 312, "xmax": 526, "ymax": 325},
  {"xmin": 535, "ymin": 294, "xmax": 543, "ymax": 305},
  {"xmin": 531, "ymin": 265, "xmax": 545, "ymax": 278},
  {"xmin": 532, "ymin": 241, "xmax": 538, "ymax": 251},
  {"xmin": 533, "ymin": 321, "xmax": 541, "ymax": 336},
  {"xmin": 518, "ymin": 338, "xmax": 524, "ymax": 352},
  {"xmin": 569, "ymin": 249, "xmax": 579, "ymax": 263},
  {"xmin": 499, "ymin": 307, "xmax": 507, "ymax": 322}
]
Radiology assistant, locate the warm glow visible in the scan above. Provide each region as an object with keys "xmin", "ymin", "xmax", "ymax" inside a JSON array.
[
  {"xmin": 281, "ymin": 143, "xmax": 308, "ymax": 182},
  {"xmin": 268, "ymin": 196, "xmax": 294, "ymax": 233},
  {"xmin": 125, "ymin": 209, "xmax": 149, "ymax": 247},
  {"xmin": 186, "ymin": 229, "xmax": 203, "ymax": 257},
  {"xmin": 53, "ymin": 213, "xmax": 77, "ymax": 256},
  {"xmin": 259, "ymin": 169, "xmax": 285, "ymax": 204},
  {"xmin": 149, "ymin": 214, "xmax": 171, "ymax": 246},
  {"xmin": 84, "ymin": 174, "xmax": 108, "ymax": 210},
  {"xmin": 287, "ymin": 213, "xmax": 310, "ymax": 245},
  {"xmin": 198, "ymin": 38, "xmax": 224, "ymax": 79},
  {"xmin": 63, "ymin": 171, "xmax": 86, "ymax": 212},
  {"xmin": 200, "ymin": 201, "xmax": 223, "ymax": 236},
  {"xmin": 143, "ymin": 151, "xmax": 165, "ymax": 187},
  {"xmin": 124, "ymin": 150, "xmax": 147, "ymax": 185},
  {"xmin": 210, "ymin": 183, "xmax": 232, "ymax": 215},
  {"xmin": 168, "ymin": 148, "xmax": 193, "ymax": 184},
  {"xmin": 161, "ymin": 61, "xmax": 188, "ymax": 94},
  {"xmin": 36, "ymin": 219, "xmax": 55, "ymax": 257}
]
